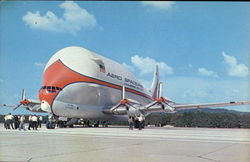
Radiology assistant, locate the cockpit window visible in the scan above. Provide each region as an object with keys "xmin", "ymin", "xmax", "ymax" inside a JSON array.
[
  {"xmin": 40, "ymin": 86, "xmax": 63, "ymax": 93},
  {"xmin": 52, "ymin": 87, "xmax": 56, "ymax": 92}
]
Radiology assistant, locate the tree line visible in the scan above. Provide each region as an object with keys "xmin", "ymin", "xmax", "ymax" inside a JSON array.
[{"xmin": 145, "ymin": 111, "xmax": 250, "ymax": 128}]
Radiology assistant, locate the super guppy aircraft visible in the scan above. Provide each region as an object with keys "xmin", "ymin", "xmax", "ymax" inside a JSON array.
[{"xmin": 2, "ymin": 46, "xmax": 250, "ymax": 127}]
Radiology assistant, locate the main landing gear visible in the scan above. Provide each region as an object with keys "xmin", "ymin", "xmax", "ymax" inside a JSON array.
[
  {"xmin": 46, "ymin": 114, "xmax": 58, "ymax": 129},
  {"xmin": 134, "ymin": 120, "xmax": 145, "ymax": 129}
]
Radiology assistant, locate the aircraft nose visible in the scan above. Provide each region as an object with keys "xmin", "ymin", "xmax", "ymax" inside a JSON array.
[
  {"xmin": 41, "ymin": 100, "xmax": 52, "ymax": 113},
  {"xmin": 39, "ymin": 86, "xmax": 62, "ymax": 113}
]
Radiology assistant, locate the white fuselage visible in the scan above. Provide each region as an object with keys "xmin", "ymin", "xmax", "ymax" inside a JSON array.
[{"xmin": 39, "ymin": 46, "xmax": 153, "ymax": 121}]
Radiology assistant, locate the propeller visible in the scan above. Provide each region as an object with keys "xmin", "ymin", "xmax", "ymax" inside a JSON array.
[
  {"xmin": 13, "ymin": 89, "xmax": 30, "ymax": 110},
  {"xmin": 145, "ymin": 82, "xmax": 174, "ymax": 111},
  {"xmin": 110, "ymin": 86, "xmax": 139, "ymax": 113}
]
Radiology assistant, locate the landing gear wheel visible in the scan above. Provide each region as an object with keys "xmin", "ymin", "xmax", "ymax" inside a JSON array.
[
  {"xmin": 58, "ymin": 121, "xmax": 66, "ymax": 128},
  {"xmin": 134, "ymin": 119, "xmax": 139, "ymax": 128},
  {"xmin": 134, "ymin": 120, "xmax": 145, "ymax": 129},
  {"xmin": 46, "ymin": 121, "xmax": 56, "ymax": 129}
]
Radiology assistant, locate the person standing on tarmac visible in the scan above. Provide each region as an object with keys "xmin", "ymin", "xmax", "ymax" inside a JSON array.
[
  {"xmin": 13, "ymin": 115, "xmax": 19, "ymax": 129},
  {"xmin": 5, "ymin": 113, "xmax": 14, "ymax": 129},
  {"xmin": 18, "ymin": 115, "xmax": 26, "ymax": 131},
  {"xmin": 138, "ymin": 114, "xmax": 143, "ymax": 130},
  {"xmin": 38, "ymin": 116, "xmax": 43, "ymax": 128},
  {"xmin": 128, "ymin": 116, "xmax": 133, "ymax": 130},
  {"xmin": 4, "ymin": 114, "xmax": 8, "ymax": 129},
  {"xmin": 28, "ymin": 115, "xmax": 33, "ymax": 130},
  {"xmin": 31, "ymin": 115, "xmax": 38, "ymax": 130}
]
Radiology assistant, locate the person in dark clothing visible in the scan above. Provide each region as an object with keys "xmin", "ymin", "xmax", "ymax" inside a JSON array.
[
  {"xmin": 28, "ymin": 115, "xmax": 33, "ymax": 130},
  {"xmin": 128, "ymin": 116, "xmax": 133, "ymax": 130},
  {"xmin": 13, "ymin": 115, "xmax": 20, "ymax": 129},
  {"xmin": 38, "ymin": 116, "xmax": 43, "ymax": 128},
  {"xmin": 4, "ymin": 115, "xmax": 8, "ymax": 129}
]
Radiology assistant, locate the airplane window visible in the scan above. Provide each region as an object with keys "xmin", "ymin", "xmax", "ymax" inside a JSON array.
[
  {"xmin": 47, "ymin": 86, "xmax": 51, "ymax": 93},
  {"xmin": 40, "ymin": 86, "xmax": 46, "ymax": 90},
  {"xmin": 99, "ymin": 64, "xmax": 105, "ymax": 72},
  {"xmin": 99, "ymin": 64, "xmax": 105, "ymax": 69},
  {"xmin": 42, "ymin": 86, "xmax": 62, "ymax": 92}
]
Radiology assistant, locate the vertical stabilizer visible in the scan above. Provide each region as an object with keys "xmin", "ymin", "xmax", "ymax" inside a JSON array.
[{"xmin": 150, "ymin": 65, "xmax": 159, "ymax": 100}]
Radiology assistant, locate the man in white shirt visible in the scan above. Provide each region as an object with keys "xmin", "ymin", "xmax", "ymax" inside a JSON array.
[
  {"xmin": 5, "ymin": 113, "xmax": 14, "ymax": 129},
  {"xmin": 31, "ymin": 115, "xmax": 38, "ymax": 130},
  {"xmin": 4, "ymin": 115, "xmax": 8, "ymax": 129},
  {"xmin": 138, "ymin": 114, "xmax": 144, "ymax": 130}
]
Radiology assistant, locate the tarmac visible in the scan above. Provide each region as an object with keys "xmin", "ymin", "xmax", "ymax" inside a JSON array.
[{"xmin": 0, "ymin": 124, "xmax": 250, "ymax": 162}]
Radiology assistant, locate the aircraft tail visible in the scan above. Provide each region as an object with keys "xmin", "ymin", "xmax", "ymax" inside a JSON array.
[{"xmin": 150, "ymin": 65, "xmax": 159, "ymax": 100}]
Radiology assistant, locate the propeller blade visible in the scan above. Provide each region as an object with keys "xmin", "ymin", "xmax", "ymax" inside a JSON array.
[
  {"xmin": 13, "ymin": 103, "xmax": 22, "ymax": 110},
  {"xmin": 21, "ymin": 89, "xmax": 26, "ymax": 101},
  {"xmin": 125, "ymin": 103, "xmax": 138, "ymax": 109},
  {"xmin": 122, "ymin": 86, "xmax": 125, "ymax": 100},
  {"xmin": 158, "ymin": 82, "xmax": 163, "ymax": 97},
  {"xmin": 145, "ymin": 101, "xmax": 158, "ymax": 109},
  {"xmin": 110, "ymin": 103, "xmax": 122, "ymax": 112}
]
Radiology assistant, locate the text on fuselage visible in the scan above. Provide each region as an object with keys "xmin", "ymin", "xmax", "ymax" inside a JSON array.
[{"xmin": 106, "ymin": 72, "xmax": 143, "ymax": 90}]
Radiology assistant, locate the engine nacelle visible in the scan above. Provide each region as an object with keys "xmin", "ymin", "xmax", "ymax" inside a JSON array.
[
  {"xmin": 27, "ymin": 105, "xmax": 44, "ymax": 112},
  {"xmin": 127, "ymin": 105, "xmax": 142, "ymax": 117},
  {"xmin": 162, "ymin": 104, "xmax": 175, "ymax": 112}
]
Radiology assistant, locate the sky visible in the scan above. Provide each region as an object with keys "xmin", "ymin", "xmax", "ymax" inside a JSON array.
[{"xmin": 0, "ymin": 1, "xmax": 249, "ymax": 114}]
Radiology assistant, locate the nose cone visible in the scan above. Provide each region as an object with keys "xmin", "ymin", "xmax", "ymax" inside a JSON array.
[
  {"xmin": 39, "ymin": 88, "xmax": 56, "ymax": 106},
  {"xmin": 41, "ymin": 100, "xmax": 51, "ymax": 113},
  {"xmin": 38, "ymin": 60, "xmax": 66, "ymax": 112}
]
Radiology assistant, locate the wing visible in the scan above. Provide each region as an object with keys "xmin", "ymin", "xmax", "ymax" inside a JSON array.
[
  {"xmin": 104, "ymin": 73, "xmax": 250, "ymax": 116},
  {"xmin": 0, "ymin": 104, "xmax": 17, "ymax": 108},
  {"xmin": 1, "ymin": 99, "xmax": 44, "ymax": 112},
  {"xmin": 0, "ymin": 89, "xmax": 46, "ymax": 112},
  {"xmin": 104, "ymin": 99, "xmax": 250, "ymax": 116},
  {"xmin": 143, "ymin": 99, "xmax": 250, "ymax": 113},
  {"xmin": 171, "ymin": 101, "xmax": 250, "ymax": 110}
]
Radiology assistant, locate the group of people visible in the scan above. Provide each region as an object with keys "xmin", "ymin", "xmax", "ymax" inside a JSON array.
[
  {"xmin": 4, "ymin": 113, "xmax": 43, "ymax": 131},
  {"xmin": 128, "ymin": 114, "xmax": 145, "ymax": 130},
  {"xmin": 27, "ymin": 114, "xmax": 43, "ymax": 130}
]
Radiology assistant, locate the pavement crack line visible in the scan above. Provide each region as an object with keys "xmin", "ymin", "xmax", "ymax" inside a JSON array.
[
  {"xmin": 197, "ymin": 156, "xmax": 220, "ymax": 162},
  {"xmin": 197, "ymin": 143, "xmax": 236, "ymax": 162}
]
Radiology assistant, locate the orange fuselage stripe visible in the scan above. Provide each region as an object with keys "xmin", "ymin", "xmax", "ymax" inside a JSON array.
[{"xmin": 39, "ymin": 60, "xmax": 152, "ymax": 106}]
